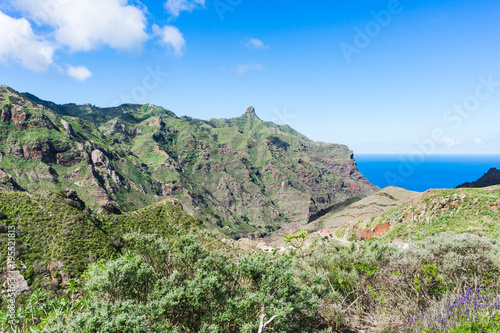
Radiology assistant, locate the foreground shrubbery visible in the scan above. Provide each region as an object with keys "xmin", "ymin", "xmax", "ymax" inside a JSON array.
[
  {"xmin": 305, "ymin": 233, "xmax": 500, "ymax": 331},
  {"xmin": 0, "ymin": 286, "xmax": 87, "ymax": 332},
  {"xmin": 403, "ymin": 288, "xmax": 500, "ymax": 332},
  {"xmin": 2, "ymin": 232, "xmax": 499, "ymax": 332},
  {"xmin": 43, "ymin": 232, "xmax": 324, "ymax": 333}
]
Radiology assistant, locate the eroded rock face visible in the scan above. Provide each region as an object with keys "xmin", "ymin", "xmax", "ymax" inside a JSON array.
[
  {"xmin": 64, "ymin": 189, "xmax": 86, "ymax": 210},
  {"xmin": 0, "ymin": 168, "xmax": 9, "ymax": 179},
  {"xmin": 29, "ymin": 165, "xmax": 58, "ymax": 183},
  {"xmin": 11, "ymin": 106, "xmax": 27, "ymax": 128},
  {"xmin": 91, "ymin": 149, "xmax": 110, "ymax": 170},
  {"xmin": 61, "ymin": 119, "xmax": 75, "ymax": 137},
  {"xmin": 355, "ymin": 222, "xmax": 394, "ymax": 241},
  {"xmin": 244, "ymin": 106, "xmax": 257, "ymax": 117},
  {"xmin": 1, "ymin": 104, "xmax": 11, "ymax": 122},
  {"xmin": 100, "ymin": 201, "xmax": 122, "ymax": 215},
  {"xmin": 3, "ymin": 270, "xmax": 30, "ymax": 295},
  {"xmin": 46, "ymin": 261, "xmax": 70, "ymax": 288},
  {"xmin": 56, "ymin": 148, "xmax": 82, "ymax": 167}
]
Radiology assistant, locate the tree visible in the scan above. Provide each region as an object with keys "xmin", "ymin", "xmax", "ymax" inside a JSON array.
[{"xmin": 284, "ymin": 229, "xmax": 308, "ymax": 255}]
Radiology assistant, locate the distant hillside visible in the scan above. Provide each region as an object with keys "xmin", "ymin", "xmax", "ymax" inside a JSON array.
[
  {"xmin": 457, "ymin": 167, "xmax": 500, "ymax": 188},
  {"xmin": 261, "ymin": 186, "xmax": 419, "ymax": 246},
  {"xmin": 0, "ymin": 85, "xmax": 377, "ymax": 235},
  {"xmin": 0, "ymin": 189, "xmax": 200, "ymax": 297},
  {"xmin": 336, "ymin": 186, "xmax": 500, "ymax": 242}
]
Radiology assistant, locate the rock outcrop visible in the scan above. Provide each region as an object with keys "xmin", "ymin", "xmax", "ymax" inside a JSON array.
[
  {"xmin": 457, "ymin": 168, "xmax": 500, "ymax": 188},
  {"xmin": 61, "ymin": 119, "xmax": 76, "ymax": 137},
  {"xmin": 244, "ymin": 106, "xmax": 258, "ymax": 117}
]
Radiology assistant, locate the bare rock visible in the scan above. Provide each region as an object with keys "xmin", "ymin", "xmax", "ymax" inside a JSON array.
[
  {"xmin": 11, "ymin": 105, "xmax": 27, "ymax": 127},
  {"xmin": 29, "ymin": 165, "xmax": 58, "ymax": 183},
  {"xmin": 244, "ymin": 106, "xmax": 257, "ymax": 117},
  {"xmin": 91, "ymin": 149, "xmax": 110, "ymax": 170},
  {"xmin": 1, "ymin": 104, "xmax": 11, "ymax": 122},
  {"xmin": 61, "ymin": 119, "xmax": 76, "ymax": 137},
  {"xmin": 63, "ymin": 189, "xmax": 86, "ymax": 210},
  {"xmin": 3, "ymin": 270, "xmax": 30, "ymax": 295},
  {"xmin": 100, "ymin": 201, "xmax": 122, "ymax": 215}
]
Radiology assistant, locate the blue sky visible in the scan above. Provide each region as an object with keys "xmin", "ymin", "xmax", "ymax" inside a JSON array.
[{"xmin": 1, "ymin": 0, "xmax": 500, "ymax": 154}]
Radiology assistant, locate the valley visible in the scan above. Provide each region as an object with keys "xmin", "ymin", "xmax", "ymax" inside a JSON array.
[{"xmin": 0, "ymin": 86, "xmax": 499, "ymax": 332}]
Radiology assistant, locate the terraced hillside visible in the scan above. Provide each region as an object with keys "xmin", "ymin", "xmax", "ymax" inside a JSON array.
[{"xmin": 0, "ymin": 85, "xmax": 377, "ymax": 234}]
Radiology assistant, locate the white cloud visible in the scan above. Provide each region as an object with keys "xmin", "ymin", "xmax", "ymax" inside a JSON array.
[
  {"xmin": 236, "ymin": 63, "xmax": 265, "ymax": 75},
  {"xmin": 153, "ymin": 24, "xmax": 185, "ymax": 56},
  {"xmin": 245, "ymin": 38, "xmax": 269, "ymax": 50},
  {"xmin": 0, "ymin": 10, "xmax": 54, "ymax": 72},
  {"xmin": 12, "ymin": 0, "xmax": 148, "ymax": 52},
  {"xmin": 67, "ymin": 65, "xmax": 92, "ymax": 82},
  {"xmin": 164, "ymin": 0, "xmax": 205, "ymax": 18},
  {"xmin": 473, "ymin": 138, "xmax": 482, "ymax": 145},
  {"xmin": 441, "ymin": 137, "xmax": 456, "ymax": 147}
]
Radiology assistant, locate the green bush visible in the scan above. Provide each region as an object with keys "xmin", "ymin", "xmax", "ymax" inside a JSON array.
[{"xmin": 45, "ymin": 232, "xmax": 320, "ymax": 332}]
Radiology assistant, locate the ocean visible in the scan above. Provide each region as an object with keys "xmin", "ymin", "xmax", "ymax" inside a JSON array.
[{"xmin": 354, "ymin": 154, "xmax": 500, "ymax": 192}]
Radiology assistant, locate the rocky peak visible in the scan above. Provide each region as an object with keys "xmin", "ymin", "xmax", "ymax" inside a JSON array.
[{"xmin": 244, "ymin": 106, "xmax": 257, "ymax": 117}]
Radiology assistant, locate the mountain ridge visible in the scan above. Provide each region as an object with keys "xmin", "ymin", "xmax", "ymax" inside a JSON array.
[{"xmin": 0, "ymin": 85, "xmax": 377, "ymax": 236}]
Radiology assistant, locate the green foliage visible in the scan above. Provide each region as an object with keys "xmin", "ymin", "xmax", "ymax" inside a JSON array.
[
  {"xmin": 45, "ymin": 233, "xmax": 320, "ymax": 332},
  {"xmin": 0, "ymin": 287, "xmax": 88, "ymax": 332},
  {"xmin": 284, "ymin": 229, "xmax": 308, "ymax": 247},
  {"xmin": 375, "ymin": 188, "xmax": 500, "ymax": 242},
  {"xmin": 0, "ymin": 191, "xmax": 201, "ymax": 307},
  {"xmin": 354, "ymin": 261, "xmax": 378, "ymax": 277}
]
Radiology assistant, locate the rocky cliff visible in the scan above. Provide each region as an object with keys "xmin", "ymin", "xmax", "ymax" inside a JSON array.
[
  {"xmin": 0, "ymin": 86, "xmax": 377, "ymax": 235},
  {"xmin": 457, "ymin": 167, "xmax": 500, "ymax": 188}
]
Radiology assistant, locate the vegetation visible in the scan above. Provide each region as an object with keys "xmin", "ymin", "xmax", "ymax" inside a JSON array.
[
  {"xmin": 403, "ymin": 288, "xmax": 500, "ymax": 332},
  {"xmin": 0, "ymin": 190, "xmax": 200, "ymax": 300},
  {"xmin": 16, "ymin": 233, "xmax": 323, "ymax": 332},
  {"xmin": 0, "ymin": 86, "xmax": 376, "ymax": 235},
  {"xmin": 0, "ymin": 282, "xmax": 87, "ymax": 332},
  {"xmin": 3, "ymin": 230, "xmax": 499, "ymax": 332},
  {"xmin": 284, "ymin": 229, "xmax": 308, "ymax": 253},
  {"xmin": 307, "ymin": 233, "xmax": 500, "ymax": 330},
  {"xmin": 334, "ymin": 187, "xmax": 500, "ymax": 243},
  {"xmin": 1, "ymin": 86, "xmax": 499, "ymax": 331}
]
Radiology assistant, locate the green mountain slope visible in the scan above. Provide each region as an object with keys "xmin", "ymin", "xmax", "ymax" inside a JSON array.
[
  {"xmin": 0, "ymin": 86, "xmax": 377, "ymax": 235},
  {"xmin": 0, "ymin": 189, "xmax": 200, "ymax": 295}
]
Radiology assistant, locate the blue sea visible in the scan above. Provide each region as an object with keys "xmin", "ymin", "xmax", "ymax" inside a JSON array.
[{"xmin": 354, "ymin": 154, "xmax": 500, "ymax": 192}]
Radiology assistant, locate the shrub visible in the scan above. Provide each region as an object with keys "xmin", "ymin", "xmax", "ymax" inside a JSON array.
[
  {"xmin": 45, "ymin": 232, "xmax": 320, "ymax": 332},
  {"xmin": 306, "ymin": 233, "xmax": 500, "ymax": 331}
]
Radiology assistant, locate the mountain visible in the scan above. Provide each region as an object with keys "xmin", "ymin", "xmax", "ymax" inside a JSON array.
[
  {"xmin": 457, "ymin": 167, "xmax": 500, "ymax": 188},
  {"xmin": 333, "ymin": 186, "xmax": 500, "ymax": 242},
  {"xmin": 0, "ymin": 86, "xmax": 377, "ymax": 235}
]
